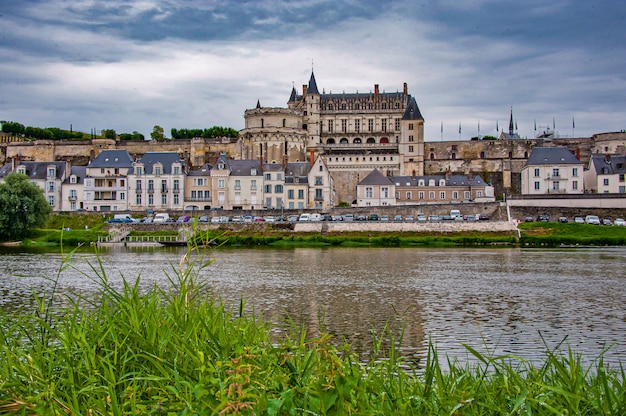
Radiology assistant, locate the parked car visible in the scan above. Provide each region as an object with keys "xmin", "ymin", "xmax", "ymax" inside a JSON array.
[
  {"xmin": 614, "ymin": 218, "xmax": 626, "ymax": 226},
  {"xmin": 331, "ymin": 215, "xmax": 343, "ymax": 221},
  {"xmin": 558, "ymin": 217, "xmax": 568, "ymax": 223},
  {"xmin": 177, "ymin": 215, "xmax": 190, "ymax": 223},
  {"xmin": 198, "ymin": 215, "xmax": 209, "ymax": 223},
  {"xmin": 394, "ymin": 215, "xmax": 403, "ymax": 222},
  {"xmin": 342, "ymin": 214, "xmax": 354, "ymax": 221},
  {"xmin": 405, "ymin": 215, "xmax": 414, "ymax": 222},
  {"xmin": 574, "ymin": 217, "xmax": 585, "ymax": 224},
  {"xmin": 524, "ymin": 216, "xmax": 534, "ymax": 222},
  {"xmin": 428, "ymin": 215, "xmax": 440, "ymax": 222},
  {"xmin": 108, "ymin": 214, "xmax": 136, "ymax": 224},
  {"xmin": 585, "ymin": 215, "xmax": 601, "ymax": 225},
  {"xmin": 602, "ymin": 218, "xmax": 612, "ymax": 226},
  {"xmin": 381, "ymin": 215, "xmax": 390, "ymax": 221},
  {"xmin": 263, "ymin": 216, "xmax": 276, "ymax": 223},
  {"xmin": 478, "ymin": 214, "xmax": 489, "ymax": 221},
  {"xmin": 243, "ymin": 215, "xmax": 254, "ymax": 223},
  {"xmin": 231, "ymin": 215, "xmax": 243, "ymax": 222},
  {"xmin": 210, "ymin": 216, "xmax": 221, "ymax": 223},
  {"xmin": 464, "ymin": 214, "xmax": 476, "ymax": 221},
  {"xmin": 369, "ymin": 213, "xmax": 379, "ymax": 221},
  {"xmin": 287, "ymin": 215, "xmax": 299, "ymax": 222},
  {"xmin": 356, "ymin": 215, "xmax": 367, "ymax": 221},
  {"xmin": 417, "ymin": 214, "xmax": 427, "ymax": 222},
  {"xmin": 537, "ymin": 215, "xmax": 550, "ymax": 222}
]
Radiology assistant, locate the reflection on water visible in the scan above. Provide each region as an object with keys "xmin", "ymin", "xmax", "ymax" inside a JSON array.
[{"xmin": 1, "ymin": 246, "xmax": 625, "ymax": 366}]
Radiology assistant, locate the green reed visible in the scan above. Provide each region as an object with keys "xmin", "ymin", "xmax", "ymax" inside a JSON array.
[{"xmin": 0, "ymin": 242, "xmax": 624, "ymax": 414}]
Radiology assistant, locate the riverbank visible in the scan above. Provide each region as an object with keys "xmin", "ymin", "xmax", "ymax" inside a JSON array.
[{"xmin": 8, "ymin": 213, "xmax": 626, "ymax": 248}]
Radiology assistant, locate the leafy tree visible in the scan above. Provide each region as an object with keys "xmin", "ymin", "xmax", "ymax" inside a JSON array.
[
  {"xmin": 482, "ymin": 135, "xmax": 498, "ymax": 140},
  {"xmin": 131, "ymin": 131, "xmax": 145, "ymax": 141},
  {"xmin": 1, "ymin": 121, "xmax": 25, "ymax": 136},
  {"xmin": 103, "ymin": 129, "xmax": 117, "ymax": 139},
  {"xmin": 0, "ymin": 173, "xmax": 51, "ymax": 241},
  {"xmin": 150, "ymin": 125, "xmax": 165, "ymax": 141}
]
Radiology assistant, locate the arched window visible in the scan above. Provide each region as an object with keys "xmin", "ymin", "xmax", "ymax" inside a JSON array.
[
  {"xmin": 340, "ymin": 138, "xmax": 349, "ymax": 144},
  {"xmin": 261, "ymin": 118, "xmax": 264, "ymax": 128},
  {"xmin": 354, "ymin": 138, "xmax": 362, "ymax": 144},
  {"xmin": 418, "ymin": 179, "xmax": 425, "ymax": 186},
  {"xmin": 430, "ymin": 153, "xmax": 434, "ymax": 160},
  {"xmin": 380, "ymin": 137, "xmax": 389, "ymax": 144},
  {"xmin": 366, "ymin": 137, "xmax": 376, "ymax": 143},
  {"xmin": 439, "ymin": 179, "xmax": 446, "ymax": 186},
  {"xmin": 451, "ymin": 152, "xmax": 456, "ymax": 160},
  {"xmin": 429, "ymin": 179, "xmax": 435, "ymax": 186},
  {"xmin": 327, "ymin": 138, "xmax": 335, "ymax": 144},
  {"xmin": 480, "ymin": 151, "xmax": 485, "ymax": 159}
]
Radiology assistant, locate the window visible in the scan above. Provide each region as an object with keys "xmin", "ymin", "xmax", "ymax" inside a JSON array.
[
  {"xmin": 136, "ymin": 194, "xmax": 142, "ymax": 205},
  {"xmin": 47, "ymin": 195, "xmax": 55, "ymax": 206},
  {"xmin": 298, "ymin": 189, "xmax": 304, "ymax": 199},
  {"xmin": 355, "ymin": 119, "xmax": 360, "ymax": 132},
  {"xmin": 572, "ymin": 180, "xmax": 578, "ymax": 190},
  {"xmin": 534, "ymin": 168, "xmax": 540, "ymax": 177},
  {"xmin": 174, "ymin": 194, "xmax": 179, "ymax": 204},
  {"xmin": 406, "ymin": 191, "xmax": 412, "ymax": 200},
  {"xmin": 154, "ymin": 167, "xmax": 161, "ymax": 176},
  {"xmin": 408, "ymin": 123, "xmax": 414, "ymax": 130},
  {"xmin": 429, "ymin": 191, "xmax": 435, "ymax": 199},
  {"xmin": 419, "ymin": 191, "xmax": 424, "ymax": 199},
  {"xmin": 619, "ymin": 185, "xmax": 626, "ymax": 193},
  {"xmin": 409, "ymin": 145, "xmax": 414, "ymax": 152},
  {"xmin": 534, "ymin": 181, "xmax": 540, "ymax": 190},
  {"xmin": 328, "ymin": 121, "xmax": 334, "ymax": 133},
  {"xmin": 552, "ymin": 181, "xmax": 559, "ymax": 191},
  {"xmin": 251, "ymin": 179, "xmax": 257, "ymax": 190},
  {"xmin": 315, "ymin": 177, "xmax": 323, "ymax": 185},
  {"xmin": 381, "ymin": 187, "xmax": 389, "ymax": 198},
  {"xmin": 48, "ymin": 167, "xmax": 56, "ymax": 177},
  {"xmin": 366, "ymin": 187, "xmax": 373, "ymax": 198},
  {"xmin": 418, "ymin": 179, "xmax": 425, "ymax": 186},
  {"xmin": 120, "ymin": 192, "xmax": 125, "ymax": 201},
  {"xmin": 408, "ymin": 135, "xmax": 414, "ymax": 142},
  {"xmin": 552, "ymin": 168, "xmax": 560, "ymax": 177},
  {"xmin": 440, "ymin": 191, "xmax": 445, "ymax": 199},
  {"xmin": 274, "ymin": 185, "xmax": 283, "ymax": 193},
  {"xmin": 136, "ymin": 167, "xmax": 143, "ymax": 175},
  {"xmin": 381, "ymin": 119, "xmax": 387, "ymax": 132},
  {"xmin": 480, "ymin": 152, "xmax": 485, "ymax": 159},
  {"xmin": 69, "ymin": 189, "xmax": 77, "ymax": 199},
  {"xmin": 161, "ymin": 194, "xmax": 167, "ymax": 205},
  {"xmin": 288, "ymin": 189, "xmax": 294, "ymax": 199},
  {"xmin": 315, "ymin": 189, "xmax": 323, "ymax": 200},
  {"xmin": 46, "ymin": 181, "xmax": 55, "ymax": 192},
  {"xmin": 452, "ymin": 191, "xmax": 458, "ymax": 200},
  {"xmin": 235, "ymin": 179, "xmax": 241, "ymax": 190},
  {"xmin": 476, "ymin": 191, "xmax": 483, "ymax": 198},
  {"xmin": 464, "ymin": 191, "xmax": 471, "ymax": 199},
  {"xmin": 161, "ymin": 180, "xmax": 167, "ymax": 193},
  {"xmin": 148, "ymin": 194, "xmax": 154, "ymax": 205},
  {"xmin": 173, "ymin": 166, "xmax": 180, "ymax": 175},
  {"xmin": 277, "ymin": 173, "xmax": 282, "ymax": 180},
  {"xmin": 173, "ymin": 179, "xmax": 179, "ymax": 191},
  {"xmin": 136, "ymin": 180, "xmax": 142, "ymax": 191},
  {"xmin": 572, "ymin": 168, "xmax": 578, "ymax": 177},
  {"xmin": 604, "ymin": 178, "xmax": 609, "ymax": 186},
  {"xmin": 218, "ymin": 179, "xmax": 225, "ymax": 188},
  {"xmin": 148, "ymin": 180, "xmax": 154, "ymax": 191},
  {"xmin": 341, "ymin": 119, "xmax": 347, "ymax": 133},
  {"xmin": 70, "ymin": 176, "xmax": 76, "ymax": 184},
  {"xmin": 368, "ymin": 119, "xmax": 373, "ymax": 132},
  {"xmin": 265, "ymin": 173, "xmax": 271, "ymax": 180},
  {"xmin": 218, "ymin": 192, "xmax": 225, "ymax": 205},
  {"xmin": 264, "ymin": 184, "xmax": 272, "ymax": 193},
  {"xmin": 395, "ymin": 119, "xmax": 400, "ymax": 131},
  {"xmin": 619, "ymin": 174, "xmax": 625, "ymax": 182}
]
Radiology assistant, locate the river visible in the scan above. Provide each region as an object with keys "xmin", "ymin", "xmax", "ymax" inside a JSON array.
[{"xmin": 1, "ymin": 245, "xmax": 625, "ymax": 367}]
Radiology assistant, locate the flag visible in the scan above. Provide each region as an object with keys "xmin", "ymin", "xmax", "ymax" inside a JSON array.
[
  {"xmin": 441, "ymin": 121, "xmax": 443, "ymax": 133},
  {"xmin": 515, "ymin": 120, "xmax": 518, "ymax": 131},
  {"xmin": 478, "ymin": 120, "xmax": 480, "ymax": 132},
  {"xmin": 534, "ymin": 119, "xmax": 537, "ymax": 131},
  {"xmin": 459, "ymin": 122, "xmax": 461, "ymax": 134},
  {"xmin": 572, "ymin": 117, "xmax": 575, "ymax": 129},
  {"xmin": 553, "ymin": 117, "xmax": 555, "ymax": 130},
  {"xmin": 496, "ymin": 120, "xmax": 499, "ymax": 132}
]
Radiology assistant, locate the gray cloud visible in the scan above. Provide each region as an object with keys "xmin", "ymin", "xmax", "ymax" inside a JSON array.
[{"xmin": 1, "ymin": 0, "xmax": 625, "ymax": 141}]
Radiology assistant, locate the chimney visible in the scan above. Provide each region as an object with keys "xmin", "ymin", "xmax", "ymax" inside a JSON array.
[
  {"xmin": 309, "ymin": 149, "xmax": 315, "ymax": 167},
  {"xmin": 403, "ymin": 82, "xmax": 408, "ymax": 97},
  {"xmin": 12, "ymin": 156, "xmax": 20, "ymax": 172},
  {"xmin": 259, "ymin": 156, "xmax": 263, "ymax": 172},
  {"xmin": 302, "ymin": 84, "xmax": 308, "ymax": 96},
  {"xmin": 576, "ymin": 148, "xmax": 581, "ymax": 160},
  {"xmin": 65, "ymin": 158, "xmax": 71, "ymax": 181},
  {"xmin": 374, "ymin": 84, "xmax": 379, "ymax": 98},
  {"xmin": 445, "ymin": 170, "xmax": 450, "ymax": 180},
  {"xmin": 605, "ymin": 154, "xmax": 611, "ymax": 163}
]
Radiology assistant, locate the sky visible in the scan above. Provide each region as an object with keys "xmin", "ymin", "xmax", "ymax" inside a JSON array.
[{"xmin": 1, "ymin": 0, "xmax": 625, "ymax": 142}]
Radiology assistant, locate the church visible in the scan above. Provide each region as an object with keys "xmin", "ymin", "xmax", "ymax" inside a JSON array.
[{"xmin": 237, "ymin": 71, "xmax": 425, "ymax": 204}]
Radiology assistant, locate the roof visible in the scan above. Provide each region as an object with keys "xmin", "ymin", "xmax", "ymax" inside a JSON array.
[
  {"xmin": 0, "ymin": 160, "xmax": 68, "ymax": 180},
  {"xmin": 402, "ymin": 96, "xmax": 424, "ymax": 121},
  {"xmin": 229, "ymin": 159, "xmax": 262, "ymax": 176},
  {"xmin": 307, "ymin": 71, "xmax": 319, "ymax": 94},
  {"xmin": 588, "ymin": 154, "xmax": 626, "ymax": 175},
  {"xmin": 187, "ymin": 163, "xmax": 212, "ymax": 177},
  {"xmin": 391, "ymin": 174, "xmax": 487, "ymax": 187},
  {"xmin": 358, "ymin": 169, "xmax": 394, "ymax": 186},
  {"xmin": 63, "ymin": 166, "xmax": 87, "ymax": 184},
  {"xmin": 89, "ymin": 150, "xmax": 133, "ymax": 168},
  {"xmin": 524, "ymin": 147, "xmax": 581, "ymax": 166},
  {"xmin": 132, "ymin": 152, "xmax": 184, "ymax": 175}
]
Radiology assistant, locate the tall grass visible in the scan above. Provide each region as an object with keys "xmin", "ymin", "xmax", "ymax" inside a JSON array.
[{"xmin": 0, "ymin": 243, "xmax": 624, "ymax": 414}]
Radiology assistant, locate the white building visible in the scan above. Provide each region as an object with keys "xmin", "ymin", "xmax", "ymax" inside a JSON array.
[
  {"xmin": 83, "ymin": 150, "xmax": 133, "ymax": 212},
  {"xmin": 521, "ymin": 147, "xmax": 584, "ymax": 195},
  {"xmin": 584, "ymin": 154, "xmax": 626, "ymax": 194}
]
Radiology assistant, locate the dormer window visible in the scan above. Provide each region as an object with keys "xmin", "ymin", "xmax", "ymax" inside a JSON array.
[
  {"xmin": 154, "ymin": 167, "xmax": 162, "ymax": 176},
  {"xmin": 251, "ymin": 168, "xmax": 257, "ymax": 176},
  {"xmin": 218, "ymin": 163, "xmax": 225, "ymax": 170},
  {"xmin": 70, "ymin": 176, "xmax": 77, "ymax": 184},
  {"xmin": 17, "ymin": 167, "xmax": 26, "ymax": 175},
  {"xmin": 439, "ymin": 179, "xmax": 446, "ymax": 186},
  {"xmin": 48, "ymin": 167, "xmax": 56, "ymax": 178},
  {"xmin": 418, "ymin": 179, "xmax": 425, "ymax": 186}
]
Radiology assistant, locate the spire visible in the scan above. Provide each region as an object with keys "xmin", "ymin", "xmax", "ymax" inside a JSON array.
[
  {"xmin": 307, "ymin": 71, "xmax": 319, "ymax": 94},
  {"xmin": 509, "ymin": 106, "xmax": 514, "ymax": 135},
  {"xmin": 402, "ymin": 96, "xmax": 424, "ymax": 121},
  {"xmin": 288, "ymin": 84, "xmax": 297, "ymax": 102},
  {"xmin": 256, "ymin": 99, "xmax": 261, "ymax": 109}
]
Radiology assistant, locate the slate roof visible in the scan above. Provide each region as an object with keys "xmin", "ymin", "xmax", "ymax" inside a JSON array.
[
  {"xmin": 391, "ymin": 174, "xmax": 487, "ymax": 187},
  {"xmin": 588, "ymin": 154, "xmax": 626, "ymax": 175},
  {"xmin": 0, "ymin": 161, "xmax": 68, "ymax": 180},
  {"xmin": 132, "ymin": 152, "xmax": 184, "ymax": 175},
  {"xmin": 89, "ymin": 150, "xmax": 133, "ymax": 168},
  {"xmin": 307, "ymin": 71, "xmax": 319, "ymax": 94},
  {"xmin": 229, "ymin": 159, "xmax": 262, "ymax": 176},
  {"xmin": 285, "ymin": 162, "xmax": 311, "ymax": 184},
  {"xmin": 524, "ymin": 147, "xmax": 581, "ymax": 167},
  {"xmin": 63, "ymin": 166, "xmax": 87, "ymax": 184},
  {"xmin": 187, "ymin": 163, "xmax": 212, "ymax": 177},
  {"xmin": 402, "ymin": 96, "xmax": 424, "ymax": 121},
  {"xmin": 358, "ymin": 169, "xmax": 394, "ymax": 186}
]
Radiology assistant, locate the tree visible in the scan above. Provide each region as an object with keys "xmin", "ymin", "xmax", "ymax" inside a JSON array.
[
  {"xmin": 151, "ymin": 125, "xmax": 165, "ymax": 141},
  {"xmin": 103, "ymin": 129, "xmax": 117, "ymax": 139},
  {"xmin": 0, "ymin": 173, "xmax": 52, "ymax": 241}
]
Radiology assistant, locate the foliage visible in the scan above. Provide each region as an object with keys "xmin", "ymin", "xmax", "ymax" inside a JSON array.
[
  {"xmin": 482, "ymin": 135, "xmax": 498, "ymax": 140},
  {"xmin": 171, "ymin": 126, "xmax": 239, "ymax": 139},
  {"xmin": 1, "ymin": 120, "xmax": 91, "ymax": 140},
  {"xmin": 519, "ymin": 222, "xmax": 626, "ymax": 247},
  {"xmin": 150, "ymin": 125, "xmax": 166, "ymax": 141},
  {"xmin": 0, "ymin": 246, "xmax": 624, "ymax": 414},
  {"xmin": 0, "ymin": 173, "xmax": 51, "ymax": 241},
  {"xmin": 119, "ymin": 131, "xmax": 145, "ymax": 141},
  {"xmin": 102, "ymin": 129, "xmax": 117, "ymax": 139},
  {"xmin": 336, "ymin": 201, "xmax": 350, "ymax": 207}
]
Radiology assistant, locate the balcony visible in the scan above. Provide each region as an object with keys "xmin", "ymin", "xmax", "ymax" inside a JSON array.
[{"xmin": 68, "ymin": 195, "xmax": 77, "ymax": 201}]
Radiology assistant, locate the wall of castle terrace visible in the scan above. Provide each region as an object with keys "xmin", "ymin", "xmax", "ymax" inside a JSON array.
[
  {"xmin": 294, "ymin": 220, "xmax": 518, "ymax": 234},
  {"xmin": 243, "ymin": 107, "xmax": 303, "ymax": 129}
]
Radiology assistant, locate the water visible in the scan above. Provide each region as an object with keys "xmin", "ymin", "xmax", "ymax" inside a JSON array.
[{"xmin": 1, "ymin": 246, "xmax": 625, "ymax": 367}]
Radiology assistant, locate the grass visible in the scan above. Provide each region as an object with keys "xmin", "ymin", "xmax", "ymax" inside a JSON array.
[
  {"xmin": 0, "ymin": 243, "xmax": 625, "ymax": 414},
  {"xmin": 519, "ymin": 222, "xmax": 626, "ymax": 247}
]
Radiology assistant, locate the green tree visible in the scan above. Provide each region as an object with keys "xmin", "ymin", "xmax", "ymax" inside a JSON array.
[
  {"xmin": 150, "ymin": 125, "xmax": 165, "ymax": 141},
  {"xmin": 0, "ymin": 173, "xmax": 51, "ymax": 241},
  {"xmin": 103, "ymin": 129, "xmax": 117, "ymax": 139}
]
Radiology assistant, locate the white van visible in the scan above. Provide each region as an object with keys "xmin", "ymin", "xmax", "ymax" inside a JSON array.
[
  {"xmin": 450, "ymin": 209, "xmax": 462, "ymax": 220},
  {"xmin": 109, "ymin": 214, "xmax": 136, "ymax": 223},
  {"xmin": 309, "ymin": 213, "xmax": 322, "ymax": 222},
  {"xmin": 153, "ymin": 213, "xmax": 170, "ymax": 223},
  {"xmin": 298, "ymin": 213, "xmax": 311, "ymax": 222}
]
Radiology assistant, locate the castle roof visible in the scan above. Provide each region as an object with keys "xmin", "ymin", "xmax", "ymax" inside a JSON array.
[
  {"xmin": 307, "ymin": 71, "xmax": 319, "ymax": 94},
  {"xmin": 402, "ymin": 96, "xmax": 424, "ymax": 121}
]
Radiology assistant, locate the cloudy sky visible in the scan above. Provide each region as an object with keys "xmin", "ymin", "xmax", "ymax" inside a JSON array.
[{"xmin": 1, "ymin": 0, "xmax": 625, "ymax": 141}]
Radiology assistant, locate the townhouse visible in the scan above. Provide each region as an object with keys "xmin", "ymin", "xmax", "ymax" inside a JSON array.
[
  {"xmin": 584, "ymin": 154, "xmax": 626, "ymax": 193},
  {"xmin": 83, "ymin": 150, "xmax": 134, "ymax": 212},
  {"xmin": 520, "ymin": 147, "xmax": 584, "ymax": 195},
  {"xmin": 127, "ymin": 152, "xmax": 186, "ymax": 212}
]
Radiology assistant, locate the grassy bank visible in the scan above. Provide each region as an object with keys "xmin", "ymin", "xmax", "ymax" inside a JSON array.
[
  {"xmin": 519, "ymin": 222, "xmax": 626, "ymax": 247},
  {"xmin": 0, "ymin": 246, "xmax": 624, "ymax": 414}
]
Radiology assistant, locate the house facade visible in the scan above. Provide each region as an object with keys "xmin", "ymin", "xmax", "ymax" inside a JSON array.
[
  {"xmin": 392, "ymin": 174, "xmax": 493, "ymax": 205},
  {"xmin": 83, "ymin": 150, "xmax": 134, "ymax": 212},
  {"xmin": 520, "ymin": 147, "xmax": 584, "ymax": 195},
  {"xmin": 127, "ymin": 152, "xmax": 186, "ymax": 212},
  {"xmin": 356, "ymin": 169, "xmax": 396, "ymax": 207},
  {"xmin": 584, "ymin": 154, "xmax": 626, "ymax": 193}
]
